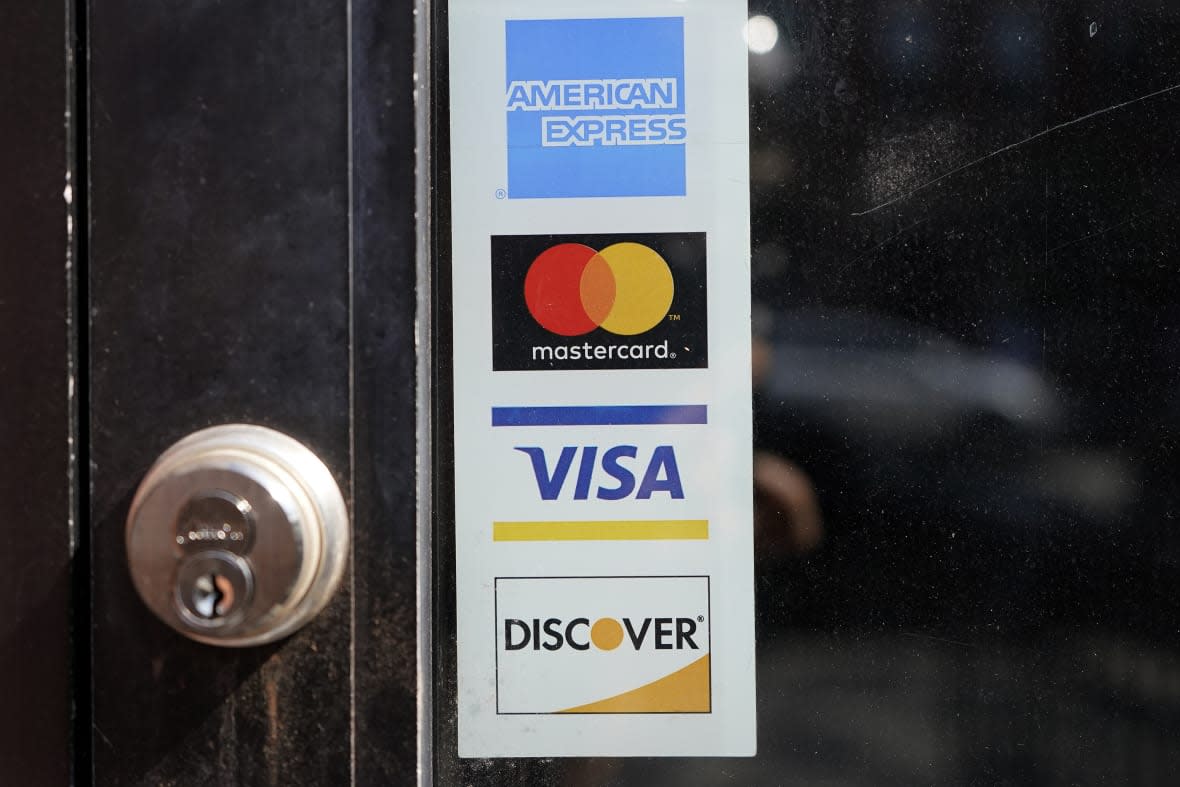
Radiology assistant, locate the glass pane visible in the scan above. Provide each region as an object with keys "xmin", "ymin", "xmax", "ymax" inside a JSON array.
[{"xmin": 434, "ymin": 1, "xmax": 1180, "ymax": 782}]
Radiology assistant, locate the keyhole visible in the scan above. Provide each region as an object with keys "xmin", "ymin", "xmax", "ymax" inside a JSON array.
[{"xmin": 191, "ymin": 572, "xmax": 235, "ymax": 618}]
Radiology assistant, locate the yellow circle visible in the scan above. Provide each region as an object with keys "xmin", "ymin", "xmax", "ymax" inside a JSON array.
[
  {"xmin": 596, "ymin": 243, "xmax": 674, "ymax": 336},
  {"xmin": 590, "ymin": 617, "xmax": 624, "ymax": 651}
]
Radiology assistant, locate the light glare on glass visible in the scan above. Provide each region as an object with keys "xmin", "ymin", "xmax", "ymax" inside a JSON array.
[{"xmin": 745, "ymin": 15, "xmax": 779, "ymax": 55}]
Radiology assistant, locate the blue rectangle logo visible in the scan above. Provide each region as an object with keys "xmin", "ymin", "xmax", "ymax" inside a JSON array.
[
  {"xmin": 492, "ymin": 405, "xmax": 708, "ymax": 427},
  {"xmin": 505, "ymin": 17, "xmax": 687, "ymax": 199}
]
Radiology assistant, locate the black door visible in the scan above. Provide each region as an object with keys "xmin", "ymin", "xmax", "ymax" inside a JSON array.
[{"xmin": 2, "ymin": 1, "xmax": 1178, "ymax": 785}]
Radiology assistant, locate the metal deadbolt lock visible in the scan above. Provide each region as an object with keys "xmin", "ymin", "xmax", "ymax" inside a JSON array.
[{"xmin": 125, "ymin": 424, "xmax": 349, "ymax": 646}]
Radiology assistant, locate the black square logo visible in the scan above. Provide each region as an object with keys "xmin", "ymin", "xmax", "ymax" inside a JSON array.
[{"xmin": 491, "ymin": 232, "xmax": 707, "ymax": 371}]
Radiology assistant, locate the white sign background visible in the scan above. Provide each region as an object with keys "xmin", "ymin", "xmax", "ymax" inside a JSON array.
[{"xmin": 448, "ymin": 0, "xmax": 755, "ymax": 757}]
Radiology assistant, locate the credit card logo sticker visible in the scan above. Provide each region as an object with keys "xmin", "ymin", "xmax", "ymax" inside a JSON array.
[
  {"xmin": 504, "ymin": 615, "xmax": 700, "ymax": 651},
  {"xmin": 495, "ymin": 576, "xmax": 711, "ymax": 714},
  {"xmin": 505, "ymin": 17, "xmax": 686, "ymax": 199},
  {"xmin": 492, "ymin": 233, "xmax": 707, "ymax": 371},
  {"xmin": 526, "ymin": 243, "xmax": 673, "ymax": 336},
  {"xmin": 514, "ymin": 445, "xmax": 684, "ymax": 501},
  {"xmin": 491, "ymin": 408, "xmax": 709, "ymax": 543}
]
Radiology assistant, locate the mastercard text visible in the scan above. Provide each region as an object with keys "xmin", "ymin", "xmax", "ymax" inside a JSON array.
[{"xmin": 531, "ymin": 340, "xmax": 670, "ymax": 362}]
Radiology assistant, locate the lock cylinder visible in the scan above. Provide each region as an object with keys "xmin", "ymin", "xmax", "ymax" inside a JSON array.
[{"xmin": 125, "ymin": 424, "xmax": 349, "ymax": 647}]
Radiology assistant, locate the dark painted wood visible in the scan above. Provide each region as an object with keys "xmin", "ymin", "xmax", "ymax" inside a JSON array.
[
  {"xmin": 0, "ymin": 1, "xmax": 74, "ymax": 784},
  {"xmin": 87, "ymin": 1, "xmax": 353, "ymax": 783},
  {"xmin": 351, "ymin": 0, "xmax": 421, "ymax": 783}
]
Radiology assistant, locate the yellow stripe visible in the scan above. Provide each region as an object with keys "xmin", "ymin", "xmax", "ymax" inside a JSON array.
[{"xmin": 492, "ymin": 519, "xmax": 708, "ymax": 542}]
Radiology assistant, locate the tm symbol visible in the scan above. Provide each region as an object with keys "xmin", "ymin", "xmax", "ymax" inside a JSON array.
[{"xmin": 667, "ymin": 313, "xmax": 681, "ymax": 321}]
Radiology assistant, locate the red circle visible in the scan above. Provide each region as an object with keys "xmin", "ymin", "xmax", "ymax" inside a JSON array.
[{"xmin": 524, "ymin": 244, "xmax": 600, "ymax": 336}]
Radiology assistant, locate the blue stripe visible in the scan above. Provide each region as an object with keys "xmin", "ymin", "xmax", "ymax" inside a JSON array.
[{"xmin": 492, "ymin": 405, "xmax": 707, "ymax": 427}]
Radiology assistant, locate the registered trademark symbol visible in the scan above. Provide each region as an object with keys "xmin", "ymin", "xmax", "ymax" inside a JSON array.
[
  {"xmin": 697, "ymin": 615, "xmax": 704, "ymax": 622},
  {"xmin": 495, "ymin": 188, "xmax": 507, "ymax": 199},
  {"xmin": 670, "ymin": 352, "xmax": 677, "ymax": 358}
]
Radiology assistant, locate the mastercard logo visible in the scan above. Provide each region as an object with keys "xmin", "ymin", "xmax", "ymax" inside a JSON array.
[{"xmin": 523, "ymin": 242, "xmax": 675, "ymax": 337}]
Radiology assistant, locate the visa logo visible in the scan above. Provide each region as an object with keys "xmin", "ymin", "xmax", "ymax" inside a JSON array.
[{"xmin": 514, "ymin": 445, "xmax": 684, "ymax": 500}]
